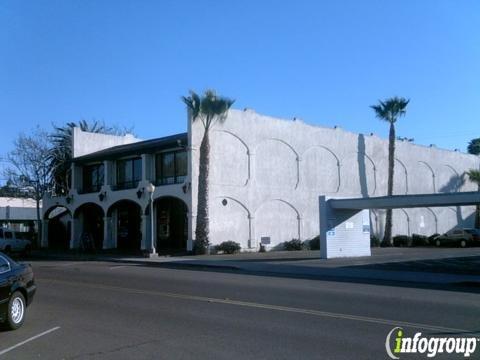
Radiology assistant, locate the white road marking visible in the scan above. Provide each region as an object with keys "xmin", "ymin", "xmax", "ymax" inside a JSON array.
[
  {"xmin": 39, "ymin": 278, "xmax": 476, "ymax": 335},
  {"xmin": 0, "ymin": 326, "xmax": 60, "ymax": 357}
]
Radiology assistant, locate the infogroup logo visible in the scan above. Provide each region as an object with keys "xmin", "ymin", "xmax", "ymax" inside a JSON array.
[{"xmin": 385, "ymin": 327, "xmax": 479, "ymax": 359}]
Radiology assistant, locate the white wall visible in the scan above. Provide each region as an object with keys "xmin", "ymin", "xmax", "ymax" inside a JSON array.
[{"xmin": 190, "ymin": 109, "xmax": 480, "ymax": 250}]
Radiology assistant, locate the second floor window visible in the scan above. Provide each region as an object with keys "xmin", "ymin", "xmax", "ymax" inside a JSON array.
[
  {"xmin": 82, "ymin": 163, "xmax": 104, "ymax": 193},
  {"xmin": 156, "ymin": 151, "xmax": 187, "ymax": 185},
  {"xmin": 116, "ymin": 157, "xmax": 142, "ymax": 189}
]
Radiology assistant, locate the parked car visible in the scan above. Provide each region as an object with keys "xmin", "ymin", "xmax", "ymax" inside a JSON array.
[
  {"xmin": 433, "ymin": 228, "xmax": 480, "ymax": 248},
  {"xmin": 0, "ymin": 228, "xmax": 32, "ymax": 255},
  {"xmin": 0, "ymin": 252, "xmax": 36, "ymax": 330}
]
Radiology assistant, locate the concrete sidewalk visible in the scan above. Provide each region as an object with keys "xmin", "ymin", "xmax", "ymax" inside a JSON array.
[{"xmin": 113, "ymin": 247, "xmax": 480, "ymax": 286}]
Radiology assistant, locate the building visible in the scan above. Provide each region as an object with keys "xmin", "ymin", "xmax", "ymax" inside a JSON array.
[
  {"xmin": 0, "ymin": 197, "xmax": 37, "ymax": 232},
  {"xmin": 42, "ymin": 109, "xmax": 480, "ymax": 254}
]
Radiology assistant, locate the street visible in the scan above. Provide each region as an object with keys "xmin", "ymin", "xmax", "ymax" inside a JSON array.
[{"xmin": 1, "ymin": 259, "xmax": 479, "ymax": 359}]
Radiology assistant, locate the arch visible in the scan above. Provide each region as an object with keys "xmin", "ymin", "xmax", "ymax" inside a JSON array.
[
  {"xmin": 211, "ymin": 196, "xmax": 251, "ymax": 249},
  {"xmin": 339, "ymin": 152, "xmax": 377, "ymax": 196},
  {"xmin": 301, "ymin": 145, "xmax": 340, "ymax": 193},
  {"xmin": 107, "ymin": 200, "xmax": 142, "ymax": 252},
  {"xmin": 154, "ymin": 196, "xmax": 189, "ymax": 253},
  {"xmin": 44, "ymin": 205, "xmax": 72, "ymax": 250},
  {"xmin": 254, "ymin": 138, "xmax": 299, "ymax": 189},
  {"xmin": 394, "ymin": 158, "xmax": 408, "ymax": 195},
  {"xmin": 211, "ymin": 130, "xmax": 250, "ymax": 186},
  {"xmin": 437, "ymin": 164, "xmax": 463, "ymax": 193},
  {"xmin": 392, "ymin": 208, "xmax": 410, "ymax": 236},
  {"xmin": 254, "ymin": 199, "xmax": 301, "ymax": 248},
  {"xmin": 44, "ymin": 205, "xmax": 71, "ymax": 220},
  {"xmin": 73, "ymin": 202, "xmax": 104, "ymax": 251}
]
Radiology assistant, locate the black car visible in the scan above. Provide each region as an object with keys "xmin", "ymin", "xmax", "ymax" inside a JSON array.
[{"xmin": 0, "ymin": 252, "xmax": 36, "ymax": 330}]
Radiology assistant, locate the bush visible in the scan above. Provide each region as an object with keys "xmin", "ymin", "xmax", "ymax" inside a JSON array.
[
  {"xmin": 283, "ymin": 239, "xmax": 303, "ymax": 251},
  {"xmin": 393, "ymin": 235, "xmax": 412, "ymax": 247},
  {"xmin": 259, "ymin": 244, "xmax": 266, "ymax": 253},
  {"xmin": 370, "ymin": 235, "xmax": 380, "ymax": 247},
  {"xmin": 428, "ymin": 233, "xmax": 440, "ymax": 244},
  {"xmin": 411, "ymin": 233, "xmax": 429, "ymax": 247},
  {"xmin": 307, "ymin": 236, "xmax": 320, "ymax": 250},
  {"xmin": 215, "ymin": 241, "xmax": 241, "ymax": 254}
]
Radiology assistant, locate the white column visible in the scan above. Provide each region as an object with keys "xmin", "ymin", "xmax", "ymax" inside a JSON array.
[
  {"xmin": 103, "ymin": 217, "xmax": 112, "ymax": 249},
  {"xmin": 70, "ymin": 218, "xmax": 80, "ymax": 249},
  {"xmin": 141, "ymin": 214, "xmax": 148, "ymax": 250},
  {"xmin": 103, "ymin": 160, "xmax": 111, "ymax": 186}
]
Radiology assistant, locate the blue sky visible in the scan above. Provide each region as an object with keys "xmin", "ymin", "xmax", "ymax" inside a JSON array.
[{"xmin": 1, "ymin": 0, "xmax": 479, "ymax": 178}]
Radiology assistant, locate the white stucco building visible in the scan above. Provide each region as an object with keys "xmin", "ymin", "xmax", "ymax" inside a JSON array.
[{"xmin": 42, "ymin": 109, "xmax": 479, "ymax": 254}]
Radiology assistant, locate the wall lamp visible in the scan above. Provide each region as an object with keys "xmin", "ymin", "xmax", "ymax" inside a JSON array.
[
  {"xmin": 136, "ymin": 188, "xmax": 145, "ymax": 199},
  {"xmin": 98, "ymin": 191, "xmax": 107, "ymax": 202},
  {"xmin": 66, "ymin": 195, "xmax": 74, "ymax": 204}
]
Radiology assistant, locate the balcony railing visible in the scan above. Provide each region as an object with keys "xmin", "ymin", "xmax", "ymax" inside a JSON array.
[
  {"xmin": 78, "ymin": 184, "xmax": 102, "ymax": 194},
  {"xmin": 111, "ymin": 180, "xmax": 139, "ymax": 191}
]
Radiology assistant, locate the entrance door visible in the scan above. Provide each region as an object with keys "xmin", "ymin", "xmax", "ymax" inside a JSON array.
[
  {"xmin": 116, "ymin": 203, "xmax": 141, "ymax": 252},
  {"xmin": 156, "ymin": 197, "xmax": 187, "ymax": 252}
]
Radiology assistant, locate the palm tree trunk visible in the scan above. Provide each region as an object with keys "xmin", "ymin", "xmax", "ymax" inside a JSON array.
[
  {"xmin": 382, "ymin": 122, "xmax": 395, "ymax": 246},
  {"xmin": 195, "ymin": 130, "xmax": 210, "ymax": 254}
]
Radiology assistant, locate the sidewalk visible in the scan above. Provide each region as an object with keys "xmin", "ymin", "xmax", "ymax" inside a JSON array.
[{"xmin": 111, "ymin": 247, "xmax": 480, "ymax": 287}]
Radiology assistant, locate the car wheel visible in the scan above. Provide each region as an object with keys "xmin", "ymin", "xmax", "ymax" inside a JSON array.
[
  {"xmin": 460, "ymin": 240, "xmax": 467, "ymax": 248},
  {"xmin": 435, "ymin": 239, "xmax": 441, "ymax": 247},
  {"xmin": 6, "ymin": 292, "xmax": 26, "ymax": 330}
]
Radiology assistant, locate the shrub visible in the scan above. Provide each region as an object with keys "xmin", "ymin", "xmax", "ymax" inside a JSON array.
[
  {"xmin": 411, "ymin": 233, "xmax": 429, "ymax": 247},
  {"xmin": 307, "ymin": 236, "xmax": 320, "ymax": 250},
  {"xmin": 259, "ymin": 244, "xmax": 266, "ymax": 253},
  {"xmin": 215, "ymin": 241, "xmax": 241, "ymax": 254},
  {"xmin": 370, "ymin": 235, "xmax": 380, "ymax": 247},
  {"xmin": 393, "ymin": 235, "xmax": 412, "ymax": 247},
  {"xmin": 283, "ymin": 239, "xmax": 303, "ymax": 251}
]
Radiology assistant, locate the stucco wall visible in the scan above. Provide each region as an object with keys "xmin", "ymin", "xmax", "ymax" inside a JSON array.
[
  {"xmin": 73, "ymin": 127, "xmax": 141, "ymax": 158},
  {"xmin": 191, "ymin": 109, "xmax": 480, "ymax": 250}
]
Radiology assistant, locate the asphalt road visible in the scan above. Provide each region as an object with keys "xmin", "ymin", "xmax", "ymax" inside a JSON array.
[{"xmin": 1, "ymin": 260, "xmax": 479, "ymax": 359}]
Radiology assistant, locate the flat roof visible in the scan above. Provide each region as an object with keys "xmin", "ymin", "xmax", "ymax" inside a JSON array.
[
  {"xmin": 74, "ymin": 132, "xmax": 188, "ymax": 163},
  {"xmin": 328, "ymin": 191, "xmax": 480, "ymax": 210}
]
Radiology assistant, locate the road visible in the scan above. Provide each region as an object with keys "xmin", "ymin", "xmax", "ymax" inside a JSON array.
[{"xmin": 1, "ymin": 260, "xmax": 479, "ymax": 359}]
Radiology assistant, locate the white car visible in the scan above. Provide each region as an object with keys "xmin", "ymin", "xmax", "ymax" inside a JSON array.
[{"xmin": 0, "ymin": 229, "xmax": 32, "ymax": 255}]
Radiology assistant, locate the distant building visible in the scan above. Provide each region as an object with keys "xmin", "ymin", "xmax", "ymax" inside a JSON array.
[
  {"xmin": 0, "ymin": 197, "xmax": 37, "ymax": 232},
  {"xmin": 42, "ymin": 109, "xmax": 479, "ymax": 253}
]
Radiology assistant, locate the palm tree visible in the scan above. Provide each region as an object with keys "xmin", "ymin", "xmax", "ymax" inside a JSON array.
[
  {"xmin": 371, "ymin": 97, "xmax": 409, "ymax": 246},
  {"xmin": 467, "ymin": 169, "xmax": 480, "ymax": 228},
  {"xmin": 182, "ymin": 90, "xmax": 235, "ymax": 254}
]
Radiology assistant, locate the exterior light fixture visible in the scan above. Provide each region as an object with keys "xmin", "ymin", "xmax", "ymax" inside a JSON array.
[
  {"xmin": 98, "ymin": 191, "xmax": 107, "ymax": 202},
  {"xmin": 146, "ymin": 182, "xmax": 156, "ymax": 256},
  {"xmin": 136, "ymin": 188, "xmax": 144, "ymax": 199}
]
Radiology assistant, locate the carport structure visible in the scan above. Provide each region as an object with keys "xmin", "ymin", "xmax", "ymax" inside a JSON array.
[{"xmin": 319, "ymin": 191, "xmax": 480, "ymax": 259}]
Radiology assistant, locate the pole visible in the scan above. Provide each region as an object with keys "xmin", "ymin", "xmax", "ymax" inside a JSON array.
[{"xmin": 150, "ymin": 193, "xmax": 156, "ymax": 255}]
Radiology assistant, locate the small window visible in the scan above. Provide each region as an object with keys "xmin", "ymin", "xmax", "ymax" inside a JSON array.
[{"xmin": 155, "ymin": 150, "xmax": 187, "ymax": 185}]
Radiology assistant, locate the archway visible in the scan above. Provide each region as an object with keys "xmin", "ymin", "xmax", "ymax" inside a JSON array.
[
  {"xmin": 74, "ymin": 203, "xmax": 104, "ymax": 251},
  {"xmin": 44, "ymin": 206, "xmax": 72, "ymax": 250},
  {"xmin": 154, "ymin": 197, "xmax": 188, "ymax": 253},
  {"xmin": 107, "ymin": 200, "xmax": 141, "ymax": 252}
]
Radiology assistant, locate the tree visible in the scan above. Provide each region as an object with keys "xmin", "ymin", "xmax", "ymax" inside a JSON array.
[
  {"xmin": 467, "ymin": 138, "xmax": 480, "ymax": 155},
  {"xmin": 48, "ymin": 120, "xmax": 132, "ymax": 194},
  {"xmin": 371, "ymin": 97, "xmax": 409, "ymax": 246},
  {"xmin": 182, "ymin": 90, "xmax": 235, "ymax": 254},
  {"xmin": 467, "ymin": 169, "xmax": 480, "ymax": 228},
  {"xmin": 4, "ymin": 127, "xmax": 52, "ymax": 247}
]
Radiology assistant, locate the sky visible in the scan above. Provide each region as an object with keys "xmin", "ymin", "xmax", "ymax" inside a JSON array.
[{"xmin": 1, "ymin": 0, "xmax": 479, "ymax": 180}]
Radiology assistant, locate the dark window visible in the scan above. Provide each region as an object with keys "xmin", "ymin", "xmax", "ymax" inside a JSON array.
[
  {"xmin": 82, "ymin": 163, "xmax": 104, "ymax": 193},
  {"xmin": 155, "ymin": 151, "xmax": 187, "ymax": 185},
  {"xmin": 115, "ymin": 158, "xmax": 142, "ymax": 190}
]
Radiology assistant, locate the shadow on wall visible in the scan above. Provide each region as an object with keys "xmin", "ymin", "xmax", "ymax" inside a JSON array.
[
  {"xmin": 439, "ymin": 173, "xmax": 466, "ymax": 193},
  {"xmin": 357, "ymin": 134, "xmax": 368, "ymax": 198}
]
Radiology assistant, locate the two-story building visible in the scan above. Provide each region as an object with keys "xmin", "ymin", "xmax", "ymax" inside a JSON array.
[{"xmin": 42, "ymin": 109, "xmax": 480, "ymax": 255}]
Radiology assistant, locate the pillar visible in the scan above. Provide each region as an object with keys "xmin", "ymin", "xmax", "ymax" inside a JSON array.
[
  {"xmin": 41, "ymin": 219, "xmax": 49, "ymax": 248},
  {"xmin": 103, "ymin": 217, "xmax": 113, "ymax": 249}
]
